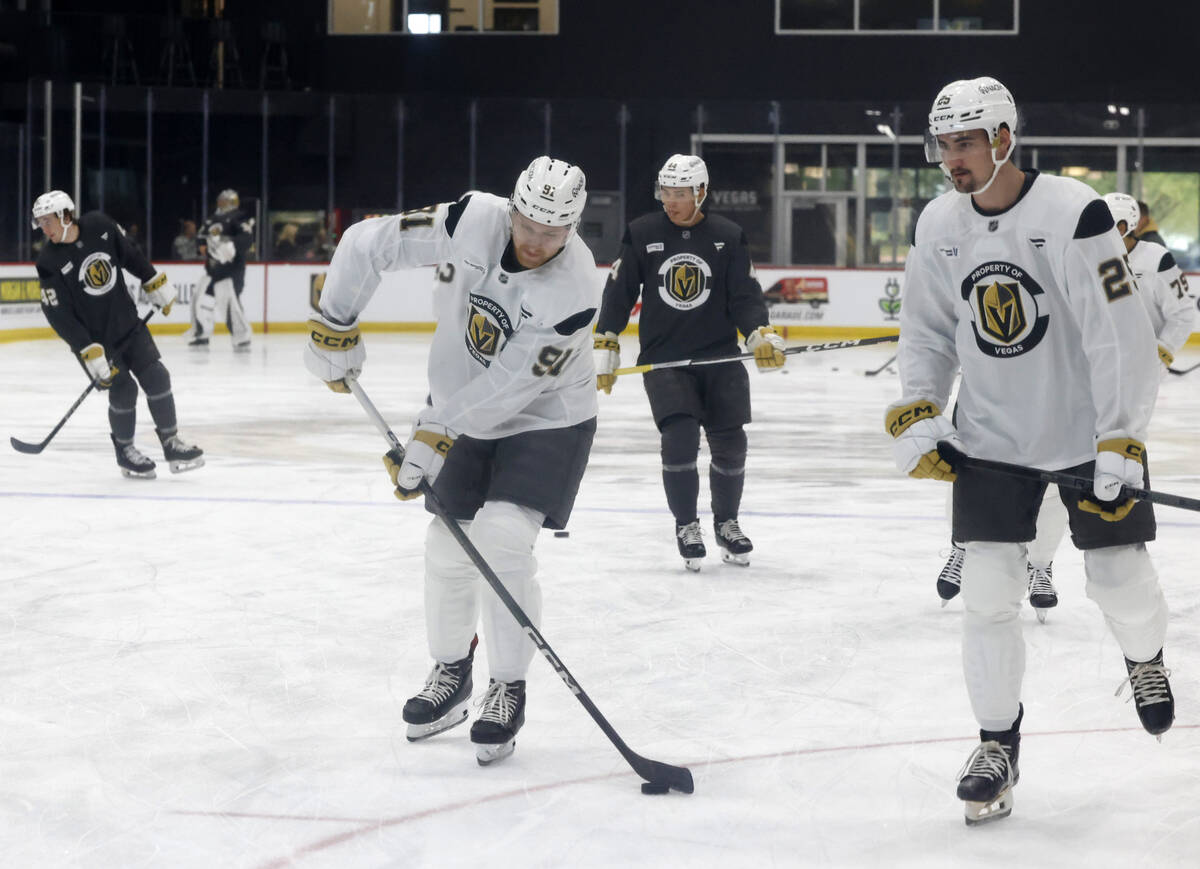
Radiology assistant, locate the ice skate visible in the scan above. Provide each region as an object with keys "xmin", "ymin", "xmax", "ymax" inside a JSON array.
[
  {"xmin": 676, "ymin": 521, "xmax": 706, "ymax": 572},
  {"xmin": 187, "ymin": 335, "xmax": 209, "ymax": 348},
  {"xmin": 112, "ymin": 435, "xmax": 156, "ymax": 479},
  {"xmin": 471, "ymin": 679, "xmax": 526, "ymax": 766},
  {"xmin": 937, "ymin": 543, "xmax": 964, "ymax": 605},
  {"xmin": 1117, "ymin": 650, "xmax": 1174, "ymax": 739},
  {"xmin": 157, "ymin": 430, "xmax": 206, "ymax": 474},
  {"xmin": 714, "ymin": 518, "xmax": 752, "ymax": 566},
  {"xmin": 233, "ymin": 341, "xmax": 252, "ymax": 353},
  {"xmin": 403, "ymin": 636, "xmax": 477, "ymax": 742},
  {"xmin": 1026, "ymin": 562, "xmax": 1058, "ymax": 623},
  {"xmin": 956, "ymin": 705, "xmax": 1021, "ymax": 826}
]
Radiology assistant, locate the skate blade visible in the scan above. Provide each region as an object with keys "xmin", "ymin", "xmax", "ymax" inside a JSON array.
[
  {"xmin": 475, "ymin": 738, "xmax": 515, "ymax": 766},
  {"xmin": 964, "ymin": 790, "xmax": 1013, "ymax": 826},
  {"xmin": 684, "ymin": 558, "xmax": 703, "ymax": 572},
  {"xmin": 121, "ymin": 468, "xmax": 157, "ymax": 480},
  {"xmin": 1035, "ymin": 609, "xmax": 1048, "ymax": 624},
  {"xmin": 405, "ymin": 704, "xmax": 470, "ymax": 742},
  {"xmin": 233, "ymin": 343, "xmax": 252, "ymax": 353},
  {"xmin": 720, "ymin": 551, "xmax": 750, "ymax": 566},
  {"xmin": 168, "ymin": 457, "xmax": 206, "ymax": 474}
]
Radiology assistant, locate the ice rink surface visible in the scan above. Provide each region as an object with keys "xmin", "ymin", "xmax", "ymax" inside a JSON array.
[{"xmin": 2, "ymin": 331, "xmax": 1199, "ymax": 868}]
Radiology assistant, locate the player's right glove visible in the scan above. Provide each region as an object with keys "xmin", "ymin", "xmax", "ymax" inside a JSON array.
[
  {"xmin": 746, "ymin": 325, "xmax": 786, "ymax": 371},
  {"xmin": 1157, "ymin": 344, "xmax": 1174, "ymax": 374},
  {"xmin": 594, "ymin": 331, "xmax": 620, "ymax": 394},
  {"xmin": 304, "ymin": 312, "xmax": 364, "ymax": 393},
  {"xmin": 79, "ymin": 343, "xmax": 117, "ymax": 389},
  {"xmin": 1079, "ymin": 434, "xmax": 1145, "ymax": 522},
  {"xmin": 885, "ymin": 398, "xmax": 961, "ymax": 481},
  {"xmin": 142, "ymin": 272, "xmax": 176, "ymax": 315},
  {"xmin": 384, "ymin": 420, "xmax": 456, "ymax": 500}
]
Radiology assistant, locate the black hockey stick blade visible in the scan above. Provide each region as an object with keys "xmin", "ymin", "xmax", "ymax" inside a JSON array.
[
  {"xmin": 936, "ymin": 441, "xmax": 1200, "ymax": 513},
  {"xmin": 347, "ymin": 379, "xmax": 695, "ymax": 794},
  {"xmin": 1168, "ymin": 359, "xmax": 1200, "ymax": 376},
  {"xmin": 864, "ymin": 353, "xmax": 897, "ymax": 377}
]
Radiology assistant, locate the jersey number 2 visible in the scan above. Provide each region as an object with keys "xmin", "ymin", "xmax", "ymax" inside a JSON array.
[{"xmin": 1098, "ymin": 256, "xmax": 1133, "ymax": 302}]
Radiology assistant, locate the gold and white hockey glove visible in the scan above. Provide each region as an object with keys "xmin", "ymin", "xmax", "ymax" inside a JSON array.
[
  {"xmin": 304, "ymin": 312, "xmax": 363, "ymax": 393},
  {"xmin": 143, "ymin": 272, "xmax": 176, "ymax": 316},
  {"xmin": 746, "ymin": 325, "xmax": 786, "ymax": 371},
  {"xmin": 885, "ymin": 398, "xmax": 960, "ymax": 481},
  {"xmin": 384, "ymin": 420, "xmax": 456, "ymax": 500},
  {"xmin": 593, "ymin": 331, "xmax": 620, "ymax": 394},
  {"xmin": 1079, "ymin": 434, "xmax": 1145, "ymax": 522},
  {"xmin": 79, "ymin": 343, "xmax": 118, "ymax": 389}
]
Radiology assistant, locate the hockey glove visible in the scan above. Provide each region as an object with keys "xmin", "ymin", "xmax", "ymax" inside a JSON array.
[
  {"xmin": 1158, "ymin": 344, "xmax": 1174, "ymax": 375},
  {"xmin": 594, "ymin": 331, "xmax": 620, "ymax": 394},
  {"xmin": 1079, "ymin": 434, "xmax": 1145, "ymax": 522},
  {"xmin": 746, "ymin": 325, "xmax": 786, "ymax": 371},
  {"xmin": 304, "ymin": 312, "xmax": 364, "ymax": 393},
  {"xmin": 208, "ymin": 234, "xmax": 237, "ymax": 264},
  {"xmin": 385, "ymin": 421, "xmax": 456, "ymax": 500},
  {"xmin": 142, "ymin": 272, "xmax": 176, "ymax": 316},
  {"xmin": 79, "ymin": 343, "xmax": 117, "ymax": 389},
  {"xmin": 885, "ymin": 398, "xmax": 961, "ymax": 481}
]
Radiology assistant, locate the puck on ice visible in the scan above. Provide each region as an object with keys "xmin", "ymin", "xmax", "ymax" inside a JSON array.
[
  {"xmin": 554, "ymin": 530, "xmax": 570, "ymax": 538},
  {"xmin": 641, "ymin": 782, "xmax": 670, "ymax": 795}
]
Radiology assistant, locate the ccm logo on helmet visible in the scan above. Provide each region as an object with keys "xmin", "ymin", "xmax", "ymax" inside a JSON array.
[{"xmin": 311, "ymin": 329, "xmax": 359, "ymax": 350}]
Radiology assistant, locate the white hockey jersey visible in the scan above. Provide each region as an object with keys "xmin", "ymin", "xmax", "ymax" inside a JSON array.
[
  {"xmin": 318, "ymin": 192, "xmax": 600, "ymax": 439},
  {"xmin": 898, "ymin": 171, "xmax": 1159, "ymax": 470},
  {"xmin": 1126, "ymin": 238, "xmax": 1195, "ymax": 358}
]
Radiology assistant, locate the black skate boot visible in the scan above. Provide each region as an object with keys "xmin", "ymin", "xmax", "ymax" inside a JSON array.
[
  {"xmin": 676, "ymin": 520, "xmax": 706, "ymax": 572},
  {"xmin": 403, "ymin": 635, "xmax": 478, "ymax": 742},
  {"xmin": 937, "ymin": 543, "xmax": 965, "ymax": 605},
  {"xmin": 1117, "ymin": 649, "xmax": 1174, "ymax": 739},
  {"xmin": 956, "ymin": 704, "xmax": 1022, "ymax": 826},
  {"xmin": 187, "ymin": 333, "xmax": 209, "ymax": 348},
  {"xmin": 1026, "ymin": 562, "xmax": 1058, "ymax": 624},
  {"xmin": 157, "ymin": 429, "xmax": 205, "ymax": 474},
  {"xmin": 470, "ymin": 678, "xmax": 526, "ymax": 766},
  {"xmin": 714, "ymin": 518, "xmax": 753, "ymax": 566},
  {"xmin": 111, "ymin": 434, "xmax": 156, "ymax": 479}
]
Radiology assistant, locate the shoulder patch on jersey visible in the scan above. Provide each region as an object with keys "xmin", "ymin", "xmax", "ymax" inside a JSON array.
[
  {"xmin": 1073, "ymin": 199, "xmax": 1115, "ymax": 239},
  {"xmin": 553, "ymin": 308, "xmax": 596, "ymax": 336},
  {"xmin": 1158, "ymin": 250, "xmax": 1177, "ymax": 272},
  {"xmin": 445, "ymin": 195, "xmax": 472, "ymax": 238}
]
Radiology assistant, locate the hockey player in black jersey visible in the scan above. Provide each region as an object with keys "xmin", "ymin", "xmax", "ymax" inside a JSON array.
[
  {"xmin": 32, "ymin": 190, "xmax": 204, "ymax": 479},
  {"xmin": 594, "ymin": 154, "xmax": 785, "ymax": 571},
  {"xmin": 190, "ymin": 188, "xmax": 254, "ymax": 350}
]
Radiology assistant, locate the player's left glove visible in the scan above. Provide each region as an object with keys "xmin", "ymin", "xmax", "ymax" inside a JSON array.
[
  {"xmin": 384, "ymin": 420, "xmax": 456, "ymax": 500},
  {"xmin": 304, "ymin": 311, "xmax": 363, "ymax": 393},
  {"xmin": 885, "ymin": 398, "xmax": 961, "ymax": 481},
  {"xmin": 1157, "ymin": 344, "xmax": 1174, "ymax": 374},
  {"xmin": 142, "ymin": 272, "xmax": 175, "ymax": 316},
  {"xmin": 1079, "ymin": 434, "xmax": 1145, "ymax": 522},
  {"xmin": 594, "ymin": 331, "xmax": 620, "ymax": 394},
  {"xmin": 746, "ymin": 326, "xmax": 786, "ymax": 371}
]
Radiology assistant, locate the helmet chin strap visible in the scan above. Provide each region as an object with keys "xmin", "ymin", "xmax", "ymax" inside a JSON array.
[
  {"xmin": 56, "ymin": 214, "xmax": 72, "ymax": 244},
  {"xmin": 946, "ymin": 136, "xmax": 1012, "ymax": 197}
]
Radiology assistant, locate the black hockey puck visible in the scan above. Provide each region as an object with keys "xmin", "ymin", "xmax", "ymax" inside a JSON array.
[
  {"xmin": 641, "ymin": 782, "xmax": 670, "ymax": 795},
  {"xmin": 554, "ymin": 530, "xmax": 570, "ymax": 538}
]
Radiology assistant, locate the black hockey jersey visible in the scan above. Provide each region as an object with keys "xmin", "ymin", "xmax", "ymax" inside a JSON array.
[
  {"xmin": 596, "ymin": 211, "xmax": 769, "ymax": 365},
  {"xmin": 200, "ymin": 208, "xmax": 253, "ymax": 286},
  {"xmin": 36, "ymin": 211, "xmax": 157, "ymax": 353}
]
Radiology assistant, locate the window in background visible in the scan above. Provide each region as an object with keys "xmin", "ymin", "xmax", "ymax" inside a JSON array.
[
  {"xmin": 328, "ymin": 1, "xmax": 559, "ymax": 34},
  {"xmin": 777, "ymin": 0, "xmax": 1018, "ymax": 34}
]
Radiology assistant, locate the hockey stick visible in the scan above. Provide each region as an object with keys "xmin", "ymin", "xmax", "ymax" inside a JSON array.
[
  {"xmin": 864, "ymin": 353, "xmax": 897, "ymax": 377},
  {"xmin": 348, "ymin": 379, "xmax": 695, "ymax": 795},
  {"xmin": 10, "ymin": 310, "xmax": 155, "ymax": 455},
  {"xmin": 1168, "ymin": 359, "xmax": 1200, "ymax": 376},
  {"xmin": 612, "ymin": 333, "xmax": 899, "ymax": 376},
  {"xmin": 937, "ymin": 441, "xmax": 1200, "ymax": 513}
]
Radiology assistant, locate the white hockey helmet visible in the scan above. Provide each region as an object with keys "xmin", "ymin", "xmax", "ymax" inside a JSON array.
[
  {"xmin": 510, "ymin": 156, "xmax": 588, "ymax": 234},
  {"xmin": 31, "ymin": 189, "xmax": 76, "ymax": 229},
  {"xmin": 926, "ymin": 77, "xmax": 1018, "ymax": 194},
  {"xmin": 216, "ymin": 188, "xmax": 240, "ymax": 214},
  {"xmin": 1102, "ymin": 192, "xmax": 1141, "ymax": 237},
  {"xmin": 656, "ymin": 153, "xmax": 709, "ymax": 206}
]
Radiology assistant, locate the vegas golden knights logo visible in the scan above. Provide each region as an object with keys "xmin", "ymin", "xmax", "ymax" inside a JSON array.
[
  {"xmin": 85, "ymin": 259, "xmax": 113, "ymax": 290},
  {"xmin": 668, "ymin": 263, "xmax": 701, "ymax": 303},
  {"xmin": 469, "ymin": 308, "xmax": 500, "ymax": 356},
  {"xmin": 977, "ymin": 280, "xmax": 1026, "ymax": 343}
]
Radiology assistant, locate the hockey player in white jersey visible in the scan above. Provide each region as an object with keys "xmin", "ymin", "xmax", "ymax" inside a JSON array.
[
  {"xmin": 305, "ymin": 156, "xmax": 599, "ymax": 766},
  {"xmin": 887, "ymin": 77, "xmax": 1175, "ymax": 826}
]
